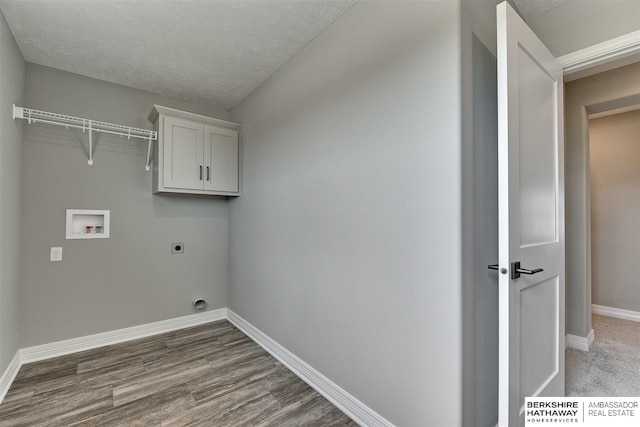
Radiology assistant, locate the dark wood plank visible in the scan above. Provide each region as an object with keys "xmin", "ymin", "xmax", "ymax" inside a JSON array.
[
  {"xmin": 188, "ymin": 355, "xmax": 279, "ymax": 405},
  {"xmin": 112, "ymin": 358, "xmax": 211, "ymax": 407},
  {"xmin": 77, "ymin": 336, "xmax": 167, "ymax": 373},
  {"xmin": 161, "ymin": 382, "xmax": 281, "ymax": 427},
  {"xmin": 255, "ymin": 394, "xmax": 350, "ymax": 427},
  {"xmin": 0, "ymin": 384, "xmax": 113, "ymax": 427},
  {"xmin": 33, "ymin": 357, "xmax": 146, "ymax": 396},
  {"xmin": 70, "ymin": 384, "xmax": 196, "ymax": 426}
]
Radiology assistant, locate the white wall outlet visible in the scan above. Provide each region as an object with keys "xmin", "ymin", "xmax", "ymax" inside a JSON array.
[{"xmin": 50, "ymin": 247, "xmax": 63, "ymax": 262}]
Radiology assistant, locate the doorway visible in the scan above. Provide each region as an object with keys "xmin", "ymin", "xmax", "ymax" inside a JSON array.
[
  {"xmin": 566, "ymin": 107, "xmax": 640, "ymax": 396},
  {"xmin": 565, "ymin": 62, "xmax": 640, "ymax": 402}
]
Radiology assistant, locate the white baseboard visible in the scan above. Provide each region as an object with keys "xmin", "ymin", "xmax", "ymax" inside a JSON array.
[
  {"xmin": 592, "ymin": 304, "xmax": 640, "ymax": 323},
  {"xmin": 227, "ymin": 309, "xmax": 394, "ymax": 427},
  {"xmin": 566, "ymin": 329, "xmax": 595, "ymax": 352},
  {"xmin": 0, "ymin": 352, "xmax": 21, "ymax": 404},
  {"xmin": 588, "ymin": 328, "xmax": 595, "ymax": 348},
  {"xmin": 20, "ymin": 308, "xmax": 227, "ymax": 364}
]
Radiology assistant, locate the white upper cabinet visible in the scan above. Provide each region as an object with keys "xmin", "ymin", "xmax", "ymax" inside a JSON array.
[{"xmin": 149, "ymin": 105, "xmax": 240, "ymax": 196}]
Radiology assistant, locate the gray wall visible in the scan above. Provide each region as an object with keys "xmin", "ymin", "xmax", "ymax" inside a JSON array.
[
  {"xmin": 590, "ymin": 110, "xmax": 640, "ymax": 312},
  {"xmin": 461, "ymin": 1, "xmax": 499, "ymax": 426},
  {"xmin": 565, "ymin": 62, "xmax": 640, "ymax": 337},
  {"xmin": 229, "ymin": 1, "xmax": 462, "ymax": 425},
  {"xmin": 523, "ymin": 0, "xmax": 640, "ymax": 57},
  {"xmin": 20, "ymin": 64, "xmax": 230, "ymax": 346},
  {"xmin": 0, "ymin": 9, "xmax": 24, "ymax": 376}
]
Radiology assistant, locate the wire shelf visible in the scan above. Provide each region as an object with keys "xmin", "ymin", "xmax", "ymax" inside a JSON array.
[{"xmin": 13, "ymin": 105, "xmax": 157, "ymax": 170}]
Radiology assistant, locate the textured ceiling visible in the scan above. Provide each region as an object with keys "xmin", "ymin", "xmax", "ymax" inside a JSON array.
[
  {"xmin": 513, "ymin": 0, "xmax": 574, "ymax": 19},
  {"xmin": 0, "ymin": 0, "xmax": 356, "ymax": 108}
]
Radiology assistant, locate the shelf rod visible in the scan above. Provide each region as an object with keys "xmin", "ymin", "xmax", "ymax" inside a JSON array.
[{"xmin": 12, "ymin": 105, "xmax": 157, "ymax": 170}]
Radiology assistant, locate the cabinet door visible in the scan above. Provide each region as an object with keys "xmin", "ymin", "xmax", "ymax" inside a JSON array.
[
  {"xmin": 203, "ymin": 125, "xmax": 239, "ymax": 193},
  {"xmin": 163, "ymin": 116, "xmax": 204, "ymax": 190}
]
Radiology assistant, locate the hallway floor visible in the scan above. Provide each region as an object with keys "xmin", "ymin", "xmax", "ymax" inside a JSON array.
[
  {"xmin": 0, "ymin": 320, "xmax": 354, "ymax": 426},
  {"xmin": 566, "ymin": 314, "xmax": 640, "ymax": 396}
]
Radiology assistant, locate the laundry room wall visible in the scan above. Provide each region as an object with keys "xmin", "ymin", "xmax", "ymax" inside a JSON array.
[{"xmin": 20, "ymin": 64, "xmax": 231, "ymax": 347}]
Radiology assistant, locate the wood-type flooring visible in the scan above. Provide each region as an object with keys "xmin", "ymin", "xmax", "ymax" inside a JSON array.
[{"xmin": 0, "ymin": 320, "xmax": 355, "ymax": 426}]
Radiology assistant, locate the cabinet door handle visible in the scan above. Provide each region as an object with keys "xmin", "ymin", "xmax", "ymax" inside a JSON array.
[
  {"xmin": 199, "ymin": 165, "xmax": 203, "ymax": 180},
  {"xmin": 206, "ymin": 166, "xmax": 210, "ymax": 181}
]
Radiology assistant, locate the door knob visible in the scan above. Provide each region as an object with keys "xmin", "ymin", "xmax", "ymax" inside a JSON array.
[
  {"xmin": 488, "ymin": 264, "xmax": 508, "ymax": 275},
  {"xmin": 511, "ymin": 261, "xmax": 543, "ymax": 279}
]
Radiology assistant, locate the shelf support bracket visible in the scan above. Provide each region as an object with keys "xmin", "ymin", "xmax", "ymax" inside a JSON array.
[
  {"xmin": 88, "ymin": 121, "xmax": 93, "ymax": 166},
  {"xmin": 145, "ymin": 137, "xmax": 153, "ymax": 171}
]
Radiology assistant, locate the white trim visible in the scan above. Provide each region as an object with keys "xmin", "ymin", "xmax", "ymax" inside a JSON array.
[
  {"xmin": 592, "ymin": 304, "xmax": 640, "ymax": 323},
  {"xmin": 20, "ymin": 308, "xmax": 227, "ymax": 364},
  {"xmin": 148, "ymin": 105, "xmax": 241, "ymax": 130},
  {"xmin": 566, "ymin": 329, "xmax": 595, "ymax": 352},
  {"xmin": 589, "ymin": 104, "xmax": 640, "ymax": 120},
  {"xmin": 557, "ymin": 30, "xmax": 640, "ymax": 76},
  {"xmin": 0, "ymin": 352, "xmax": 21, "ymax": 404},
  {"xmin": 227, "ymin": 309, "xmax": 394, "ymax": 427}
]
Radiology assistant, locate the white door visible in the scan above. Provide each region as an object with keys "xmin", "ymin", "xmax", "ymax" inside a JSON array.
[
  {"xmin": 163, "ymin": 116, "xmax": 204, "ymax": 190},
  {"xmin": 497, "ymin": 2, "xmax": 565, "ymax": 426},
  {"xmin": 203, "ymin": 125, "xmax": 239, "ymax": 193}
]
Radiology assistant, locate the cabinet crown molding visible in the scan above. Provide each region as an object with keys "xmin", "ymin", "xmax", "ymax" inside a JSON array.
[{"xmin": 149, "ymin": 105, "xmax": 241, "ymax": 130}]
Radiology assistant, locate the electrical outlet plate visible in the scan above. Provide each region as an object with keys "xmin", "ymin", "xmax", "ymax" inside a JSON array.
[
  {"xmin": 50, "ymin": 247, "xmax": 63, "ymax": 262},
  {"xmin": 171, "ymin": 242, "xmax": 184, "ymax": 254}
]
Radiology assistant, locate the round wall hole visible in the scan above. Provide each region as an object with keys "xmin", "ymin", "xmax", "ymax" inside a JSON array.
[{"xmin": 192, "ymin": 299, "xmax": 207, "ymax": 310}]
